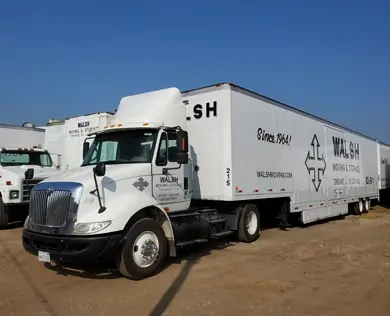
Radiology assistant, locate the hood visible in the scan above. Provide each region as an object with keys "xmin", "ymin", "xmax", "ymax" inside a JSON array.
[
  {"xmin": 40, "ymin": 163, "xmax": 151, "ymax": 191},
  {"xmin": 2, "ymin": 165, "xmax": 61, "ymax": 180}
]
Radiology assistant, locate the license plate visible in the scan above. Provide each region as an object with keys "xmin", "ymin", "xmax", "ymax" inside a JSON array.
[{"xmin": 38, "ymin": 251, "xmax": 50, "ymax": 262}]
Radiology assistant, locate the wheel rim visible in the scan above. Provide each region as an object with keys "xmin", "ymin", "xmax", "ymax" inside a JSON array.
[
  {"xmin": 246, "ymin": 210, "xmax": 258, "ymax": 235},
  {"xmin": 132, "ymin": 231, "xmax": 160, "ymax": 268},
  {"xmin": 365, "ymin": 199, "xmax": 370, "ymax": 211}
]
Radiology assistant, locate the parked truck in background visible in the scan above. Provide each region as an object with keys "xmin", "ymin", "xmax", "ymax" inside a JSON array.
[
  {"xmin": 378, "ymin": 142, "xmax": 390, "ymax": 204},
  {"xmin": 42, "ymin": 112, "xmax": 113, "ymax": 170},
  {"xmin": 22, "ymin": 83, "xmax": 380, "ymax": 280},
  {"xmin": 0, "ymin": 123, "xmax": 61, "ymax": 229}
]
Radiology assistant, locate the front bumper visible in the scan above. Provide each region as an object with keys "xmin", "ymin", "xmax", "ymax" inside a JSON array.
[{"xmin": 22, "ymin": 229, "xmax": 124, "ymax": 264}]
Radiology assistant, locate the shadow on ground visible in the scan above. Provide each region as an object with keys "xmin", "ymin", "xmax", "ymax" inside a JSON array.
[
  {"xmin": 42, "ymin": 210, "xmax": 284, "ymax": 280},
  {"xmin": 43, "ymin": 238, "xmax": 234, "ymax": 280},
  {"xmin": 43, "ymin": 238, "xmax": 233, "ymax": 314}
]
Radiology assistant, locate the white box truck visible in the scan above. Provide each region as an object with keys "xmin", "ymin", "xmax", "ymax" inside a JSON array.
[
  {"xmin": 22, "ymin": 83, "xmax": 379, "ymax": 280},
  {"xmin": 43, "ymin": 112, "xmax": 114, "ymax": 170},
  {"xmin": 0, "ymin": 123, "xmax": 61, "ymax": 229},
  {"xmin": 378, "ymin": 142, "xmax": 390, "ymax": 203}
]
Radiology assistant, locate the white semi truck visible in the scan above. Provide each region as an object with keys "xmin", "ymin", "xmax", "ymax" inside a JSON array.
[
  {"xmin": 0, "ymin": 123, "xmax": 61, "ymax": 229},
  {"xmin": 378, "ymin": 142, "xmax": 390, "ymax": 204},
  {"xmin": 22, "ymin": 83, "xmax": 379, "ymax": 280},
  {"xmin": 42, "ymin": 112, "xmax": 114, "ymax": 170}
]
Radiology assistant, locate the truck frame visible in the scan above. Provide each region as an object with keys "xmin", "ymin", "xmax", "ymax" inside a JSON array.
[
  {"xmin": 0, "ymin": 123, "xmax": 62, "ymax": 228},
  {"xmin": 0, "ymin": 147, "xmax": 61, "ymax": 228},
  {"xmin": 22, "ymin": 83, "xmax": 381, "ymax": 280}
]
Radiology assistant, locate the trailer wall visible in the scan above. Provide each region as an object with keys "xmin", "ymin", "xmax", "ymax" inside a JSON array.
[
  {"xmin": 0, "ymin": 125, "xmax": 45, "ymax": 149},
  {"xmin": 182, "ymin": 83, "xmax": 379, "ymax": 213},
  {"xmin": 378, "ymin": 143, "xmax": 390, "ymax": 190},
  {"xmin": 183, "ymin": 86, "xmax": 232, "ymax": 200},
  {"xmin": 230, "ymin": 88, "xmax": 378, "ymax": 209}
]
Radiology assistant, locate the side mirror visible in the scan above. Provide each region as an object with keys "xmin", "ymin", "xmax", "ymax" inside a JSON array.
[
  {"xmin": 93, "ymin": 162, "xmax": 106, "ymax": 177},
  {"xmin": 82, "ymin": 142, "xmax": 90, "ymax": 159},
  {"xmin": 175, "ymin": 152, "xmax": 188, "ymax": 164},
  {"xmin": 177, "ymin": 130, "xmax": 189, "ymax": 153},
  {"xmin": 25, "ymin": 168, "xmax": 34, "ymax": 180}
]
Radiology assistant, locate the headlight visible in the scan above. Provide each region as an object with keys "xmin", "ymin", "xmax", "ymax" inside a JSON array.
[
  {"xmin": 73, "ymin": 221, "xmax": 112, "ymax": 235},
  {"xmin": 9, "ymin": 190, "xmax": 19, "ymax": 199}
]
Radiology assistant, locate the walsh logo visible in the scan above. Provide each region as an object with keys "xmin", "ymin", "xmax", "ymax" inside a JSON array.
[
  {"xmin": 305, "ymin": 134, "xmax": 327, "ymax": 192},
  {"xmin": 160, "ymin": 176, "xmax": 179, "ymax": 183}
]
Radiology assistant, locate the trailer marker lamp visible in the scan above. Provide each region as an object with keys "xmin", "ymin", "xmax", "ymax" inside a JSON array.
[
  {"xmin": 9, "ymin": 190, "xmax": 19, "ymax": 199},
  {"xmin": 73, "ymin": 221, "xmax": 112, "ymax": 234},
  {"xmin": 6, "ymin": 181, "xmax": 12, "ymax": 185}
]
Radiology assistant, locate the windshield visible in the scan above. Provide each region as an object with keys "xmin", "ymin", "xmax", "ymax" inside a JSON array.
[
  {"xmin": 82, "ymin": 129, "xmax": 158, "ymax": 166},
  {"xmin": 0, "ymin": 151, "xmax": 53, "ymax": 167}
]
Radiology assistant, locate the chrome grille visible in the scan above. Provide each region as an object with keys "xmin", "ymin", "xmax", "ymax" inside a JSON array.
[
  {"xmin": 23, "ymin": 179, "xmax": 43, "ymax": 202},
  {"xmin": 29, "ymin": 189, "xmax": 72, "ymax": 227}
]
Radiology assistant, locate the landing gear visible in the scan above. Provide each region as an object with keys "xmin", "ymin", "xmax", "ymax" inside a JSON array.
[
  {"xmin": 278, "ymin": 200, "xmax": 291, "ymax": 230},
  {"xmin": 117, "ymin": 218, "xmax": 167, "ymax": 280}
]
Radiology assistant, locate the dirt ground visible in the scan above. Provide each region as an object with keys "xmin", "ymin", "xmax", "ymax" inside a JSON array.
[{"xmin": 1, "ymin": 206, "xmax": 390, "ymax": 316}]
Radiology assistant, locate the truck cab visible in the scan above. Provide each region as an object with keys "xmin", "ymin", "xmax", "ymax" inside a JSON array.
[
  {"xmin": 22, "ymin": 87, "xmax": 260, "ymax": 280},
  {"xmin": 0, "ymin": 147, "xmax": 61, "ymax": 229}
]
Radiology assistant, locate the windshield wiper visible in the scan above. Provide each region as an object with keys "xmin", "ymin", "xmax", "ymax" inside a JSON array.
[
  {"xmin": 81, "ymin": 159, "xmax": 132, "ymax": 167},
  {"xmin": 104, "ymin": 159, "xmax": 132, "ymax": 165}
]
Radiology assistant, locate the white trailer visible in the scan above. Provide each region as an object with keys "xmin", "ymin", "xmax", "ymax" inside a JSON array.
[
  {"xmin": 0, "ymin": 123, "xmax": 45, "ymax": 148},
  {"xmin": 22, "ymin": 83, "xmax": 379, "ymax": 280},
  {"xmin": 43, "ymin": 112, "xmax": 113, "ymax": 170},
  {"xmin": 0, "ymin": 124, "xmax": 61, "ymax": 229},
  {"xmin": 378, "ymin": 142, "xmax": 390, "ymax": 203}
]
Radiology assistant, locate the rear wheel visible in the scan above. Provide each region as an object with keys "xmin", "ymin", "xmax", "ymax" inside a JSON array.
[
  {"xmin": 352, "ymin": 199, "xmax": 364, "ymax": 215},
  {"xmin": 237, "ymin": 204, "xmax": 261, "ymax": 243},
  {"xmin": 0, "ymin": 197, "xmax": 9, "ymax": 230},
  {"xmin": 117, "ymin": 218, "xmax": 167, "ymax": 280},
  {"xmin": 363, "ymin": 198, "xmax": 371, "ymax": 213}
]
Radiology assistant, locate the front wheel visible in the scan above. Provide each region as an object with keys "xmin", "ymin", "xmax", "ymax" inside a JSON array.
[{"xmin": 117, "ymin": 218, "xmax": 167, "ymax": 280}]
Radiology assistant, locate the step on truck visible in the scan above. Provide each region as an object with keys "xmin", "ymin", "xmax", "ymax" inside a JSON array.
[{"xmin": 22, "ymin": 83, "xmax": 380, "ymax": 280}]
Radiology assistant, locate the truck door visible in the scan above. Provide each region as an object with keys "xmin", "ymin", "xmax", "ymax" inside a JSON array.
[{"xmin": 151, "ymin": 130, "xmax": 191, "ymax": 212}]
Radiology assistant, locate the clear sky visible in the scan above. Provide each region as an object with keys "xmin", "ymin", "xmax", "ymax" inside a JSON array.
[{"xmin": 1, "ymin": 0, "xmax": 389, "ymax": 143}]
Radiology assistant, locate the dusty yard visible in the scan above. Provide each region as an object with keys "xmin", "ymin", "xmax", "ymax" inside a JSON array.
[{"xmin": 1, "ymin": 206, "xmax": 390, "ymax": 316}]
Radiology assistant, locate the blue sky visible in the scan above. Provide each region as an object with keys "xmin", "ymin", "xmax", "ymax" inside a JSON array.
[{"xmin": 1, "ymin": 0, "xmax": 389, "ymax": 143}]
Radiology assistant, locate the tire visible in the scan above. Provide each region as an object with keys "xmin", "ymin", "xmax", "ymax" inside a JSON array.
[
  {"xmin": 237, "ymin": 204, "xmax": 261, "ymax": 243},
  {"xmin": 363, "ymin": 198, "xmax": 371, "ymax": 213},
  {"xmin": 117, "ymin": 218, "xmax": 167, "ymax": 280},
  {"xmin": 352, "ymin": 199, "xmax": 364, "ymax": 215},
  {"xmin": 0, "ymin": 197, "xmax": 9, "ymax": 230}
]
